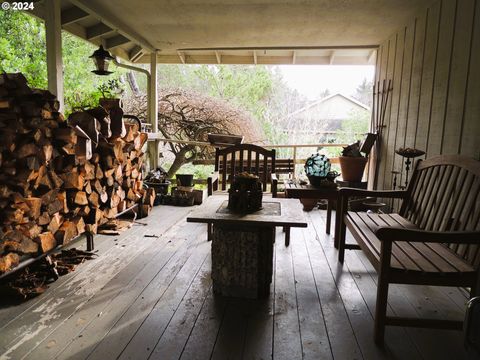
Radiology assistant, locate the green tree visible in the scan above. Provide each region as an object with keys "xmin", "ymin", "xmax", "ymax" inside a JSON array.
[
  {"xmin": 352, "ymin": 78, "xmax": 373, "ymax": 107},
  {"xmin": 0, "ymin": 11, "xmax": 47, "ymax": 89},
  {"xmin": 335, "ymin": 109, "xmax": 370, "ymax": 143},
  {"xmin": 0, "ymin": 11, "xmax": 124, "ymax": 114}
]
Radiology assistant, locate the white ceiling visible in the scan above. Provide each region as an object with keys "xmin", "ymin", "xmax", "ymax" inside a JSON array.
[{"xmin": 32, "ymin": 0, "xmax": 436, "ymax": 64}]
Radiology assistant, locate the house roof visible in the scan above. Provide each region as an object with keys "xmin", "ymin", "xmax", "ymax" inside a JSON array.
[
  {"xmin": 285, "ymin": 93, "xmax": 370, "ymax": 120},
  {"xmin": 29, "ymin": 0, "xmax": 435, "ymax": 64}
]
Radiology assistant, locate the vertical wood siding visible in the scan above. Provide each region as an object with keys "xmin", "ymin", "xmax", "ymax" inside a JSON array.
[{"xmin": 374, "ymin": 0, "xmax": 480, "ymax": 191}]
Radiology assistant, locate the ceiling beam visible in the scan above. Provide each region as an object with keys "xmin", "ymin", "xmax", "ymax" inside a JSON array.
[
  {"xmin": 179, "ymin": 45, "xmax": 378, "ymax": 51},
  {"xmin": 253, "ymin": 50, "xmax": 257, "ymax": 65},
  {"xmin": 69, "ymin": 0, "xmax": 155, "ymax": 52},
  {"xmin": 129, "ymin": 46, "xmax": 144, "ymax": 62},
  {"xmin": 177, "ymin": 51, "xmax": 186, "ymax": 64},
  {"xmin": 329, "ymin": 51, "xmax": 335, "ymax": 65},
  {"xmin": 86, "ymin": 22, "xmax": 113, "ymax": 40},
  {"xmin": 61, "ymin": 6, "xmax": 89, "ymax": 26},
  {"xmin": 105, "ymin": 34, "xmax": 130, "ymax": 49},
  {"xmin": 215, "ymin": 51, "xmax": 222, "ymax": 64},
  {"xmin": 292, "ymin": 50, "xmax": 296, "ymax": 64}
]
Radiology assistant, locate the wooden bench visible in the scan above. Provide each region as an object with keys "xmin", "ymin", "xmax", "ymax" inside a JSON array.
[{"xmin": 337, "ymin": 155, "xmax": 480, "ymax": 344}]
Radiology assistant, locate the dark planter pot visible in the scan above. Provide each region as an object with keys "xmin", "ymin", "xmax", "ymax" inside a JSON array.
[
  {"xmin": 176, "ymin": 174, "xmax": 194, "ymax": 187},
  {"xmin": 339, "ymin": 156, "xmax": 368, "ymax": 182},
  {"xmin": 144, "ymin": 181, "xmax": 170, "ymax": 196}
]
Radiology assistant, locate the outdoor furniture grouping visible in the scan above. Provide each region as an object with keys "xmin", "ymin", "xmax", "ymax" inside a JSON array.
[{"xmin": 337, "ymin": 155, "xmax": 480, "ymax": 344}]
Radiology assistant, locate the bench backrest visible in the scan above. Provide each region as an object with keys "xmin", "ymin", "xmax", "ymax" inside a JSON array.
[
  {"xmin": 215, "ymin": 144, "xmax": 276, "ymax": 192},
  {"xmin": 400, "ymin": 155, "xmax": 480, "ymax": 267}
]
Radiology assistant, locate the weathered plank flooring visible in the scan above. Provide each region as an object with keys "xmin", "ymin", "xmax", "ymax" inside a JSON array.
[{"xmin": 0, "ymin": 205, "xmax": 470, "ymax": 360}]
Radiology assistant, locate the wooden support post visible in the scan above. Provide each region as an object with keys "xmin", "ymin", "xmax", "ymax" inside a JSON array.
[
  {"xmin": 45, "ymin": 0, "xmax": 64, "ymax": 111},
  {"xmin": 148, "ymin": 52, "xmax": 159, "ymax": 170},
  {"xmin": 86, "ymin": 232, "xmax": 94, "ymax": 251},
  {"xmin": 292, "ymin": 146, "xmax": 297, "ymax": 178}
]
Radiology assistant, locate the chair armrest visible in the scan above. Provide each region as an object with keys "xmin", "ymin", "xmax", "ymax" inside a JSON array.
[
  {"xmin": 375, "ymin": 227, "xmax": 480, "ymax": 244},
  {"xmin": 338, "ymin": 187, "xmax": 407, "ymax": 199},
  {"xmin": 271, "ymin": 173, "xmax": 278, "ymax": 198}
]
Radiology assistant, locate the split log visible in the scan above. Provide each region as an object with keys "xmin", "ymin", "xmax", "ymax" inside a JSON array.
[
  {"xmin": 53, "ymin": 127, "xmax": 77, "ymax": 144},
  {"xmin": 35, "ymin": 232, "xmax": 56, "ymax": 253},
  {"xmin": 25, "ymin": 197, "xmax": 42, "ymax": 219},
  {"xmin": 38, "ymin": 212, "xmax": 51, "ymax": 226},
  {"xmin": 74, "ymin": 191, "xmax": 88, "ymax": 206},
  {"xmin": 60, "ymin": 171, "xmax": 84, "ymax": 190},
  {"xmin": 72, "ymin": 216, "xmax": 86, "ymax": 234},
  {"xmin": 16, "ymin": 143, "xmax": 39, "ymax": 159},
  {"xmin": 68, "ymin": 111, "xmax": 99, "ymax": 145},
  {"xmin": 0, "ymin": 253, "xmax": 20, "ymax": 273},
  {"xmin": 47, "ymin": 213, "xmax": 63, "ymax": 234},
  {"xmin": 55, "ymin": 221, "xmax": 78, "ymax": 245}
]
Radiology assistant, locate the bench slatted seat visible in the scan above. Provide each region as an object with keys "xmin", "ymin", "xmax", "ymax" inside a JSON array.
[{"xmin": 338, "ymin": 155, "xmax": 480, "ymax": 344}]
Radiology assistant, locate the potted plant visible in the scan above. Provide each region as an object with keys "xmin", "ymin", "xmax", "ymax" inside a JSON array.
[
  {"xmin": 97, "ymin": 79, "xmax": 125, "ymax": 138},
  {"xmin": 98, "ymin": 79, "xmax": 124, "ymax": 107},
  {"xmin": 338, "ymin": 141, "xmax": 368, "ymax": 182}
]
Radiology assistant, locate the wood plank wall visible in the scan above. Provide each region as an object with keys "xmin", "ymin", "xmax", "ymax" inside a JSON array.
[{"xmin": 372, "ymin": 0, "xmax": 480, "ymax": 191}]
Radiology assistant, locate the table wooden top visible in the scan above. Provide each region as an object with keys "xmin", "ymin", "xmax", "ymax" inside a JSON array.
[
  {"xmin": 186, "ymin": 194, "xmax": 307, "ymax": 228},
  {"xmin": 284, "ymin": 180, "xmax": 338, "ymax": 198}
]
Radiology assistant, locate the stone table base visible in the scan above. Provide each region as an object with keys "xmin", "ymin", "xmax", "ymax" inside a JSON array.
[{"xmin": 211, "ymin": 224, "xmax": 275, "ymax": 299}]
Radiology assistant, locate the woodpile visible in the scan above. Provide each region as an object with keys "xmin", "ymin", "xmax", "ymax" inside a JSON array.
[
  {"xmin": 0, "ymin": 73, "xmax": 152, "ymax": 275},
  {"xmin": 0, "ymin": 248, "xmax": 97, "ymax": 300}
]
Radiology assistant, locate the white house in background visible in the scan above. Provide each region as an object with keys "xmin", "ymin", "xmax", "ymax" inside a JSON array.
[{"xmin": 282, "ymin": 93, "xmax": 370, "ymax": 137}]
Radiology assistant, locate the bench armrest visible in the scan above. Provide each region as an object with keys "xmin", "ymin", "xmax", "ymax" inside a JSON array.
[
  {"xmin": 271, "ymin": 173, "xmax": 278, "ymax": 198},
  {"xmin": 207, "ymin": 171, "xmax": 219, "ymax": 196},
  {"xmin": 375, "ymin": 227, "xmax": 480, "ymax": 244},
  {"xmin": 338, "ymin": 187, "xmax": 407, "ymax": 199}
]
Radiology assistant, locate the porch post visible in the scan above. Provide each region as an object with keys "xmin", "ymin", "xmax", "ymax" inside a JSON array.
[
  {"xmin": 44, "ymin": 0, "xmax": 64, "ymax": 111},
  {"xmin": 149, "ymin": 52, "xmax": 159, "ymax": 169}
]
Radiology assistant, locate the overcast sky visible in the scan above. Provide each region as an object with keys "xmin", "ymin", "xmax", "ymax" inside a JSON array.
[{"xmin": 278, "ymin": 65, "xmax": 375, "ymax": 100}]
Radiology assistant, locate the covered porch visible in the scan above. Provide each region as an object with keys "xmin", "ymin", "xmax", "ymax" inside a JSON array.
[{"xmin": 0, "ymin": 0, "xmax": 479, "ymax": 358}]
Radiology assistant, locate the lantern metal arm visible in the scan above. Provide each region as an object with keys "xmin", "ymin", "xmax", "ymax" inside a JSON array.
[{"xmin": 112, "ymin": 57, "xmax": 151, "ymax": 81}]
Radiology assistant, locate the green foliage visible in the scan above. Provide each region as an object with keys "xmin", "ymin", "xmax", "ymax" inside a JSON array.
[
  {"xmin": 0, "ymin": 11, "xmax": 47, "ymax": 89},
  {"xmin": 97, "ymin": 79, "xmax": 125, "ymax": 99},
  {"xmin": 155, "ymin": 64, "xmax": 278, "ymax": 142},
  {"xmin": 0, "ymin": 11, "xmax": 125, "ymax": 115},
  {"xmin": 352, "ymin": 78, "xmax": 373, "ymax": 107}
]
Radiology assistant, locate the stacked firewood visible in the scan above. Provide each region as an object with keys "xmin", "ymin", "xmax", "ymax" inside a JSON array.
[
  {"xmin": 67, "ymin": 107, "xmax": 152, "ymax": 231},
  {"xmin": 0, "ymin": 73, "xmax": 153, "ymax": 274}
]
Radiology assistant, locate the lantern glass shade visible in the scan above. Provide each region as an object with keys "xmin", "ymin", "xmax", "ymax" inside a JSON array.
[{"xmin": 90, "ymin": 45, "xmax": 114, "ymax": 75}]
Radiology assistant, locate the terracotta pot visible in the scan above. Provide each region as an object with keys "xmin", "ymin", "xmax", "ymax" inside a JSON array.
[
  {"xmin": 99, "ymin": 98, "xmax": 122, "ymax": 109},
  {"xmin": 339, "ymin": 156, "xmax": 368, "ymax": 182}
]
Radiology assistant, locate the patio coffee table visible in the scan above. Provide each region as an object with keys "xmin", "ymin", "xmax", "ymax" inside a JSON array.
[
  {"xmin": 284, "ymin": 180, "xmax": 338, "ymax": 235},
  {"xmin": 187, "ymin": 195, "xmax": 307, "ymax": 298}
]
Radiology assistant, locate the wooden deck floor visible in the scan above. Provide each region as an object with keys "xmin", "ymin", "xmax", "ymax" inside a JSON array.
[{"xmin": 0, "ymin": 203, "xmax": 470, "ymax": 360}]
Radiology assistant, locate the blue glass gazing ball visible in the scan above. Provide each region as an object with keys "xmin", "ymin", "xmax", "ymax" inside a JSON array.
[{"xmin": 304, "ymin": 153, "xmax": 331, "ymax": 178}]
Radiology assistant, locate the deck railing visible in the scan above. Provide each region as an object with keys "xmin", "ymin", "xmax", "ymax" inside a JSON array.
[{"xmin": 148, "ymin": 133, "xmax": 356, "ymax": 177}]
